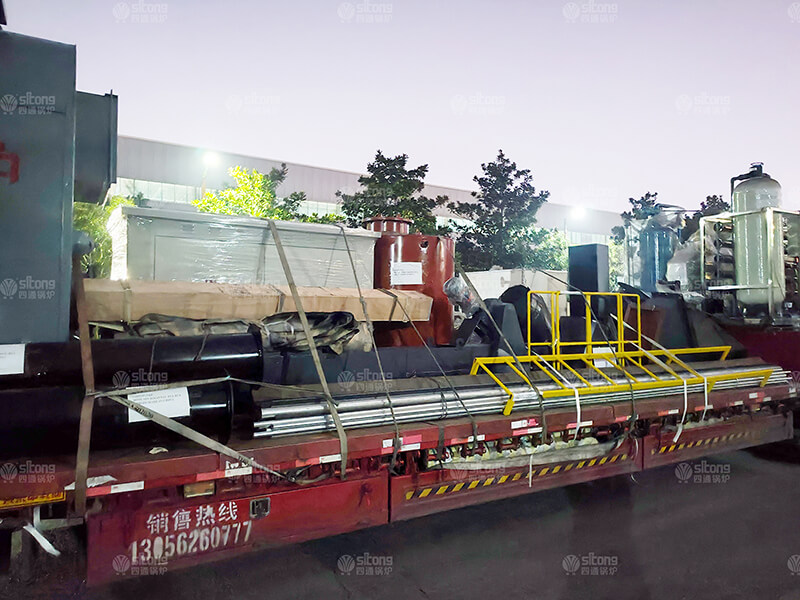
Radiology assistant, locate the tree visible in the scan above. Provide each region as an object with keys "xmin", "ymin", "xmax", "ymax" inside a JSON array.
[
  {"xmin": 337, "ymin": 150, "xmax": 448, "ymax": 234},
  {"xmin": 448, "ymin": 150, "xmax": 552, "ymax": 271},
  {"xmin": 611, "ymin": 191, "xmax": 660, "ymax": 243},
  {"xmin": 73, "ymin": 195, "xmax": 135, "ymax": 278},
  {"xmin": 194, "ymin": 164, "xmax": 338, "ymax": 224},
  {"xmin": 681, "ymin": 194, "xmax": 730, "ymax": 241},
  {"xmin": 528, "ymin": 228, "xmax": 568, "ymax": 270},
  {"xmin": 194, "ymin": 164, "xmax": 298, "ymax": 219}
]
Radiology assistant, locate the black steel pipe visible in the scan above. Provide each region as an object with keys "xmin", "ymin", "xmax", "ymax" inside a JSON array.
[{"xmin": 0, "ymin": 333, "xmax": 263, "ymax": 389}]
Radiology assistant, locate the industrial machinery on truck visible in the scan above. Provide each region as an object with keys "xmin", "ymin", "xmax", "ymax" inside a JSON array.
[
  {"xmin": 621, "ymin": 162, "xmax": 800, "ymax": 377},
  {"xmin": 0, "ymin": 16, "xmax": 796, "ymax": 587}
]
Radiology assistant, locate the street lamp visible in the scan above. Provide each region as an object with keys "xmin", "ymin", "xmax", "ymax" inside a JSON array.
[
  {"xmin": 200, "ymin": 151, "xmax": 220, "ymax": 198},
  {"xmin": 564, "ymin": 206, "xmax": 586, "ymax": 245}
]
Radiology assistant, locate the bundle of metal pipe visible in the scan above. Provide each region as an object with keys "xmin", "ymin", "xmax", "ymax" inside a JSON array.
[{"xmin": 253, "ymin": 365, "xmax": 789, "ymax": 438}]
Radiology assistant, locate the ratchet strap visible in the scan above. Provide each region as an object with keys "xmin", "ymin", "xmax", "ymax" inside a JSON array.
[
  {"xmin": 336, "ymin": 225, "xmax": 402, "ymax": 469},
  {"xmin": 71, "ymin": 255, "xmax": 96, "ymax": 516},
  {"xmin": 448, "ymin": 252, "xmax": 548, "ymax": 438},
  {"xmin": 100, "ymin": 390, "xmax": 285, "ymax": 480},
  {"xmin": 379, "ymin": 288, "xmax": 481, "ymax": 445},
  {"xmin": 268, "ymin": 220, "xmax": 349, "ymax": 478}
]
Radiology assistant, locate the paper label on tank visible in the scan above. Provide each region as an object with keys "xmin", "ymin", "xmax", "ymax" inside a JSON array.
[
  {"xmin": 0, "ymin": 344, "xmax": 25, "ymax": 375},
  {"xmin": 390, "ymin": 262, "xmax": 423, "ymax": 285},
  {"xmin": 127, "ymin": 387, "xmax": 191, "ymax": 423}
]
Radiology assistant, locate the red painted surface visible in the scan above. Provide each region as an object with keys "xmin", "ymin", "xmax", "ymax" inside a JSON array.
[
  {"xmin": 364, "ymin": 216, "xmax": 412, "ymax": 235},
  {"xmin": 390, "ymin": 439, "xmax": 639, "ymax": 521},
  {"xmin": 642, "ymin": 411, "xmax": 792, "ymax": 469},
  {"xmin": 369, "ymin": 216, "xmax": 455, "ymax": 346},
  {"xmin": 0, "ymin": 382, "xmax": 790, "ymax": 503},
  {"xmin": 722, "ymin": 324, "xmax": 800, "ymax": 375},
  {"xmin": 80, "ymin": 406, "xmax": 792, "ymax": 585},
  {"xmin": 87, "ymin": 470, "xmax": 389, "ymax": 586},
  {"xmin": 0, "ymin": 357, "xmax": 792, "ymax": 586},
  {"xmin": 0, "ymin": 141, "xmax": 20, "ymax": 183}
]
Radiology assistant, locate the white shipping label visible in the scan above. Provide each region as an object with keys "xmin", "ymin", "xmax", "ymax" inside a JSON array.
[
  {"xmin": 0, "ymin": 344, "xmax": 25, "ymax": 375},
  {"xmin": 390, "ymin": 262, "xmax": 423, "ymax": 286},
  {"xmin": 128, "ymin": 387, "xmax": 191, "ymax": 423}
]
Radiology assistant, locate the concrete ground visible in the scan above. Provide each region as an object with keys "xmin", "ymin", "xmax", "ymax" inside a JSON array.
[{"xmin": 4, "ymin": 445, "xmax": 800, "ymax": 600}]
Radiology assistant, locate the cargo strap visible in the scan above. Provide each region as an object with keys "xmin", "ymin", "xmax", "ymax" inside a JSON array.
[
  {"xmin": 71, "ymin": 255, "xmax": 97, "ymax": 516},
  {"xmin": 447, "ymin": 251, "xmax": 547, "ymax": 437},
  {"xmin": 99, "ymin": 391, "xmax": 286, "ymax": 480},
  {"xmin": 536, "ymin": 269, "xmax": 639, "ymax": 432},
  {"xmin": 379, "ymin": 288, "xmax": 481, "ymax": 444},
  {"xmin": 268, "ymin": 220, "xmax": 349, "ymax": 478},
  {"xmin": 336, "ymin": 225, "xmax": 402, "ymax": 468}
]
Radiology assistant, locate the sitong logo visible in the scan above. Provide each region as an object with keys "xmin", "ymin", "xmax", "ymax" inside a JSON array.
[
  {"xmin": 113, "ymin": 2, "xmax": 131, "ymax": 21},
  {"xmin": 337, "ymin": 554, "xmax": 355, "ymax": 574},
  {"xmin": 0, "ymin": 94, "xmax": 18, "ymax": 114},
  {"xmin": 562, "ymin": 554, "xmax": 581, "ymax": 574},
  {"xmin": 113, "ymin": 370, "xmax": 131, "ymax": 389},
  {"xmin": 338, "ymin": 3, "xmax": 356, "ymax": 22},
  {"xmin": 789, "ymin": 555, "xmax": 800, "ymax": 575},
  {"xmin": 337, "ymin": 370, "xmax": 356, "ymax": 390},
  {"xmin": 674, "ymin": 462, "xmax": 693, "ymax": 483},
  {"xmin": 0, "ymin": 463, "xmax": 18, "ymax": 482},
  {"xmin": 563, "ymin": 2, "xmax": 581, "ymax": 21},
  {"xmin": 0, "ymin": 279, "xmax": 18, "ymax": 299},
  {"xmin": 112, "ymin": 554, "xmax": 131, "ymax": 574},
  {"xmin": 789, "ymin": 3, "xmax": 800, "ymax": 23}
]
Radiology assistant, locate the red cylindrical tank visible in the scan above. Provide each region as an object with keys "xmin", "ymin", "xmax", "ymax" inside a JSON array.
[{"xmin": 367, "ymin": 217, "xmax": 455, "ymax": 347}]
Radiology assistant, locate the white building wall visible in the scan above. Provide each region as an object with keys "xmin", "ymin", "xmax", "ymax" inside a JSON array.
[{"xmin": 114, "ymin": 136, "xmax": 621, "ymax": 242}]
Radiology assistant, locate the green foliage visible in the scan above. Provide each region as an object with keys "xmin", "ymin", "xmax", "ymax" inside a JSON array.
[
  {"xmin": 698, "ymin": 194, "xmax": 729, "ymax": 215},
  {"xmin": 337, "ymin": 150, "xmax": 448, "ymax": 235},
  {"xmin": 681, "ymin": 194, "xmax": 730, "ymax": 241},
  {"xmin": 448, "ymin": 150, "xmax": 552, "ymax": 271},
  {"xmin": 194, "ymin": 165, "xmax": 299, "ymax": 220},
  {"xmin": 194, "ymin": 164, "xmax": 340, "ymax": 224},
  {"xmin": 73, "ymin": 195, "xmax": 134, "ymax": 278},
  {"xmin": 611, "ymin": 191, "xmax": 661, "ymax": 243},
  {"xmin": 609, "ymin": 240, "xmax": 626, "ymax": 286},
  {"xmin": 527, "ymin": 228, "xmax": 568, "ymax": 270}
]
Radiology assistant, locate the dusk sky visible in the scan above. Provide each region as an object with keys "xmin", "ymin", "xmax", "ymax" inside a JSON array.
[{"xmin": 6, "ymin": 0, "xmax": 800, "ymax": 212}]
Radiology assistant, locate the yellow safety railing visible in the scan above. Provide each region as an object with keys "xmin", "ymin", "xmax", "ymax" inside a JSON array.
[
  {"xmin": 474, "ymin": 290, "xmax": 770, "ymax": 416},
  {"xmin": 526, "ymin": 291, "xmax": 642, "ymax": 356}
]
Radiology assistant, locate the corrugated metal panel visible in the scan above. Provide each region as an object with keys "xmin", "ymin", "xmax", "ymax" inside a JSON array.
[{"xmin": 110, "ymin": 206, "xmax": 379, "ymax": 288}]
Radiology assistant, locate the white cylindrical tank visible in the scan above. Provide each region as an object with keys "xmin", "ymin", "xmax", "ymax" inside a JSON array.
[{"xmin": 732, "ymin": 169, "xmax": 783, "ymax": 306}]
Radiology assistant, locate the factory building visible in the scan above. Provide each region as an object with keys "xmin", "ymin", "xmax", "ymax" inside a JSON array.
[{"xmin": 112, "ymin": 136, "xmax": 621, "ymax": 246}]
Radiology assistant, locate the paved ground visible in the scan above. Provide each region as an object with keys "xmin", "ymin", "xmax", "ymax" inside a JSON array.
[{"xmin": 5, "ymin": 445, "xmax": 800, "ymax": 600}]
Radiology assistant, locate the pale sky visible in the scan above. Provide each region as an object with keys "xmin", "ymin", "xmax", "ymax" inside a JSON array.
[{"xmin": 5, "ymin": 0, "xmax": 800, "ymax": 212}]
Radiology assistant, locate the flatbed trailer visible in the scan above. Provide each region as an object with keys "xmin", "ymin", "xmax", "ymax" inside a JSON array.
[{"xmin": 0, "ymin": 365, "xmax": 792, "ymax": 585}]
